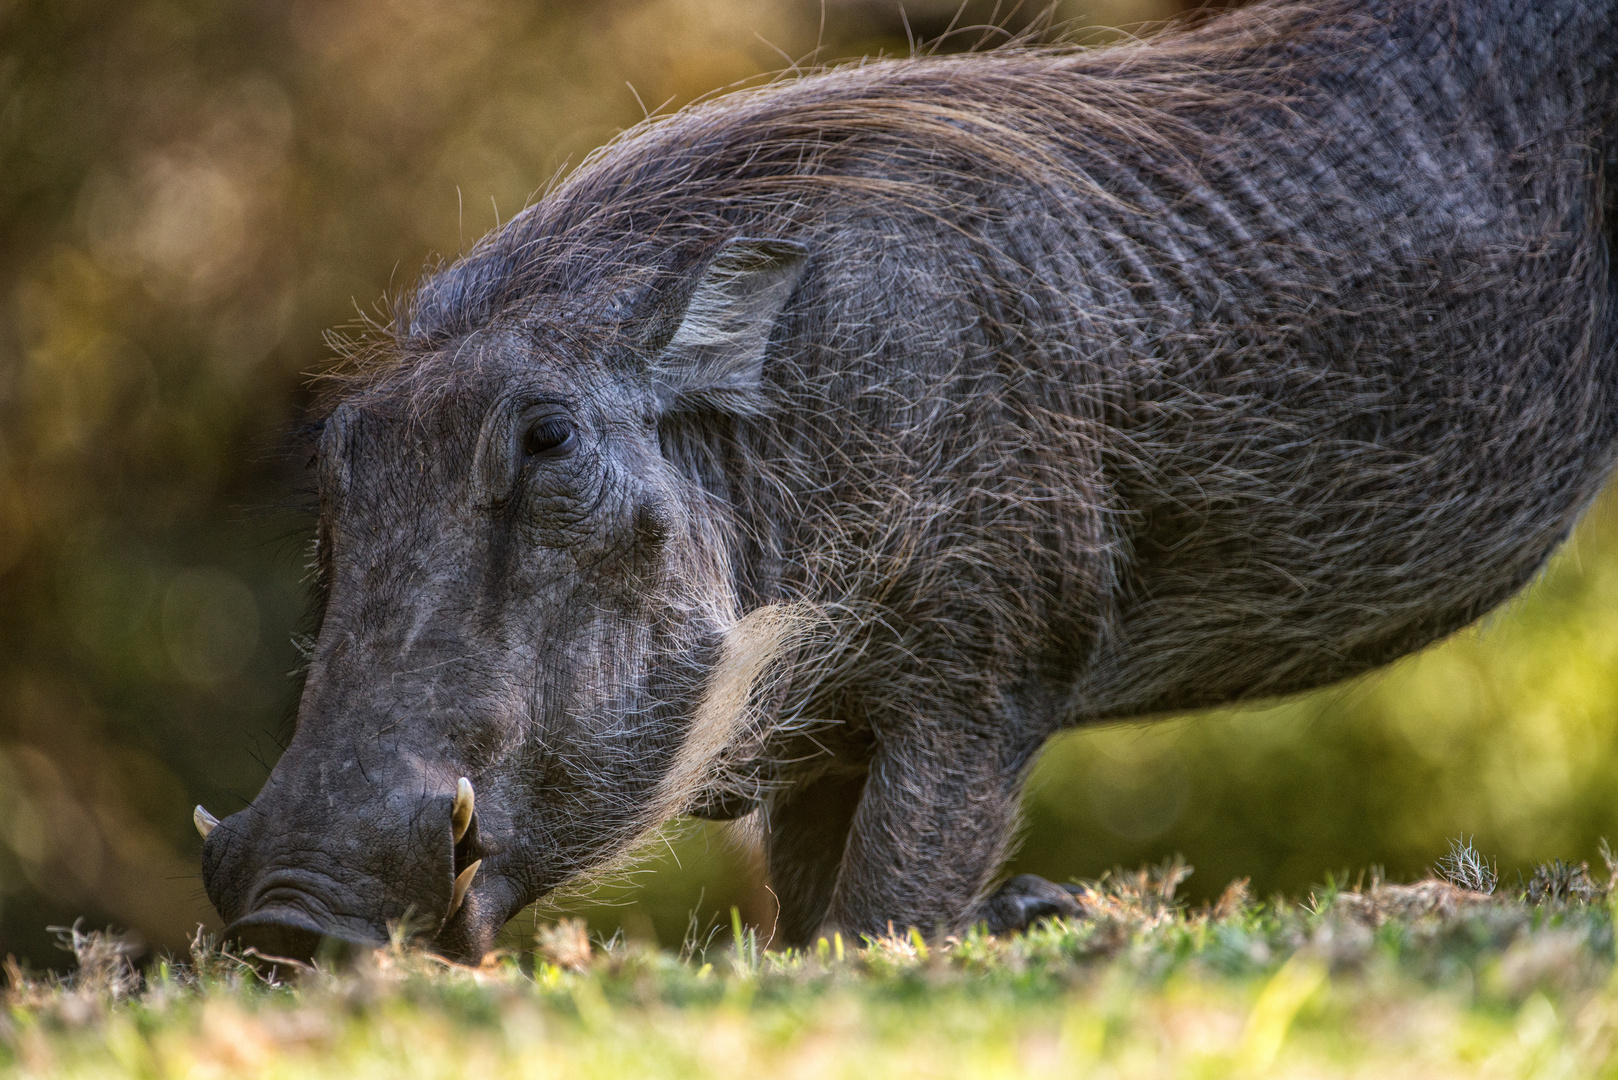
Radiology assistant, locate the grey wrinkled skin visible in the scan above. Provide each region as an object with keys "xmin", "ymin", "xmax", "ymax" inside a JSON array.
[{"xmin": 202, "ymin": 0, "xmax": 1618, "ymax": 960}]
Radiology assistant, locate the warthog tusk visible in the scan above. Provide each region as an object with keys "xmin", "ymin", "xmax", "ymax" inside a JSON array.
[
  {"xmin": 452, "ymin": 777, "xmax": 474, "ymax": 844},
  {"xmin": 447, "ymin": 859, "xmax": 481, "ymax": 921},
  {"xmin": 193, "ymin": 805, "xmax": 219, "ymax": 839}
]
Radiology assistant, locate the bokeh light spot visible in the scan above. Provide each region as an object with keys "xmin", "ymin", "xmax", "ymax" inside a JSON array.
[{"xmin": 161, "ymin": 568, "xmax": 260, "ymax": 687}]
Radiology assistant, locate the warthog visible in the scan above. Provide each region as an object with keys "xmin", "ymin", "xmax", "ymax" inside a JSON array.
[{"xmin": 199, "ymin": 0, "xmax": 1618, "ymax": 961}]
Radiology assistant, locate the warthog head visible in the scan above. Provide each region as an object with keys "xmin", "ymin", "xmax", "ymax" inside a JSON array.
[{"xmin": 199, "ymin": 238, "xmax": 807, "ymax": 961}]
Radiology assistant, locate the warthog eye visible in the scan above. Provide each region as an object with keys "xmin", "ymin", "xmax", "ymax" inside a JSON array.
[{"xmin": 523, "ymin": 416, "xmax": 576, "ymax": 459}]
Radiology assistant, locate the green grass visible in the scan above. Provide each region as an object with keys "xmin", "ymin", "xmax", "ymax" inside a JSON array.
[{"xmin": 10, "ymin": 855, "xmax": 1618, "ymax": 1078}]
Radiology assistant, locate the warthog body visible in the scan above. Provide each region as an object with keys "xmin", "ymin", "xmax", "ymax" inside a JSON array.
[{"xmin": 203, "ymin": 0, "xmax": 1618, "ymax": 960}]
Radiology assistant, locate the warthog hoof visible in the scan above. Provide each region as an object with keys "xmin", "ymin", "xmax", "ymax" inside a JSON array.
[{"xmin": 978, "ymin": 874, "xmax": 1084, "ymax": 934}]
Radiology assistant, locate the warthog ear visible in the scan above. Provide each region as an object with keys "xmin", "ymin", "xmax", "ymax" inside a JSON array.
[{"xmin": 649, "ymin": 237, "xmax": 806, "ymax": 415}]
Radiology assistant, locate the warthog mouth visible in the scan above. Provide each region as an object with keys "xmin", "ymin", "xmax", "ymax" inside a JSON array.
[{"xmin": 223, "ymin": 906, "xmax": 381, "ymax": 967}]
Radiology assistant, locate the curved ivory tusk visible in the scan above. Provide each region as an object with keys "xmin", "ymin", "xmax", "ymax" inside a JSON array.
[
  {"xmin": 452, "ymin": 777, "xmax": 475, "ymax": 844},
  {"xmin": 193, "ymin": 805, "xmax": 219, "ymax": 839},
  {"xmin": 446, "ymin": 859, "xmax": 481, "ymax": 921}
]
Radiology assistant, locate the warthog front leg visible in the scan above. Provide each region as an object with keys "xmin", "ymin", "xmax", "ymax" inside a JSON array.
[
  {"xmin": 813, "ymin": 723, "xmax": 1063, "ymax": 942},
  {"xmin": 762, "ymin": 767, "xmax": 868, "ymax": 946}
]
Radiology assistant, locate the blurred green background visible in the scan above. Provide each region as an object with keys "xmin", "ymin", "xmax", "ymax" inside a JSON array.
[{"xmin": 6, "ymin": 0, "xmax": 1617, "ymax": 972}]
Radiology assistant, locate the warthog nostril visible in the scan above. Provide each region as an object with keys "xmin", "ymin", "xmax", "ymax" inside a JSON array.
[
  {"xmin": 452, "ymin": 777, "xmax": 474, "ymax": 844},
  {"xmin": 447, "ymin": 859, "xmax": 481, "ymax": 921},
  {"xmin": 194, "ymin": 805, "xmax": 219, "ymax": 838}
]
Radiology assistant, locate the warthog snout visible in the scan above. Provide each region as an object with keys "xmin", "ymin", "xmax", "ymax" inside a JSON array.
[{"xmin": 199, "ymin": 774, "xmax": 487, "ymax": 963}]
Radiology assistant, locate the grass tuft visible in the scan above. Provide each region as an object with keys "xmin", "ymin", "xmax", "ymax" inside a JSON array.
[{"xmin": 1435, "ymin": 835, "xmax": 1498, "ymax": 895}]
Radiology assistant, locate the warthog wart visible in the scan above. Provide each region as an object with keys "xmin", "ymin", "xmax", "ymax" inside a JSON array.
[{"xmin": 199, "ymin": 0, "xmax": 1618, "ymax": 961}]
